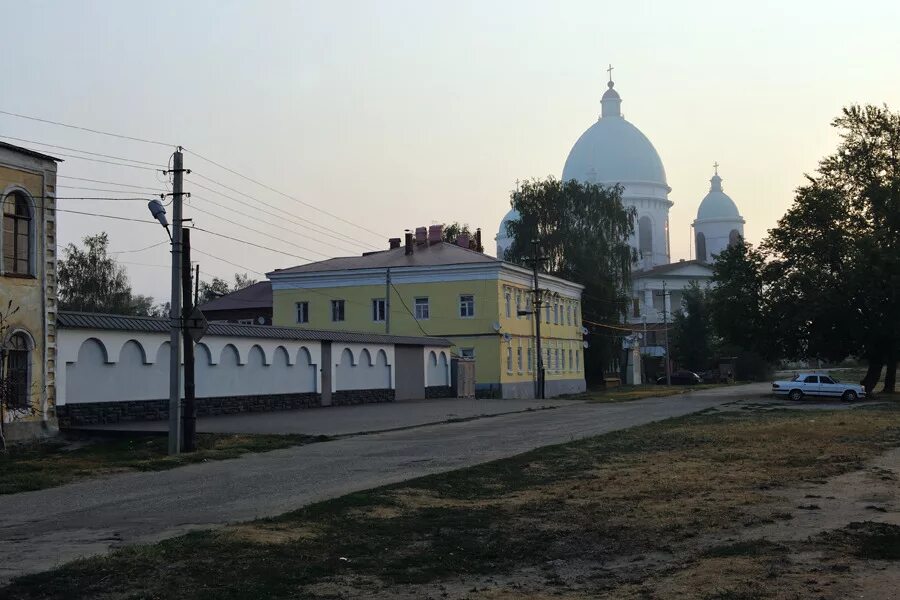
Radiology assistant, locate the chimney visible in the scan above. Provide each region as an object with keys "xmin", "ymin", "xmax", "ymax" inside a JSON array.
[
  {"xmin": 475, "ymin": 228, "xmax": 483, "ymax": 253},
  {"xmin": 428, "ymin": 224, "xmax": 443, "ymax": 244},
  {"xmin": 389, "ymin": 237, "xmax": 401, "ymax": 249},
  {"xmin": 415, "ymin": 226, "xmax": 427, "ymax": 244},
  {"xmin": 404, "ymin": 230, "xmax": 414, "ymax": 255},
  {"xmin": 456, "ymin": 233, "xmax": 470, "ymax": 248}
]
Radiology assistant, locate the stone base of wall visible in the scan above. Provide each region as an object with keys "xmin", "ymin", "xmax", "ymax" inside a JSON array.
[
  {"xmin": 425, "ymin": 385, "xmax": 453, "ymax": 399},
  {"xmin": 57, "ymin": 393, "xmax": 321, "ymax": 427},
  {"xmin": 2, "ymin": 419, "xmax": 60, "ymax": 442},
  {"xmin": 332, "ymin": 388, "xmax": 394, "ymax": 406},
  {"xmin": 545, "ymin": 378, "xmax": 587, "ymax": 397}
]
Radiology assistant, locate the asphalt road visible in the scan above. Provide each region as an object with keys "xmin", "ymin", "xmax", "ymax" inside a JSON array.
[{"xmin": 0, "ymin": 384, "xmax": 766, "ymax": 583}]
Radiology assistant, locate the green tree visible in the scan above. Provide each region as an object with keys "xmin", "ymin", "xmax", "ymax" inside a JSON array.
[
  {"xmin": 232, "ymin": 273, "xmax": 257, "ymax": 291},
  {"xmin": 762, "ymin": 105, "xmax": 899, "ymax": 392},
  {"xmin": 59, "ymin": 233, "xmax": 140, "ymax": 315},
  {"xmin": 442, "ymin": 222, "xmax": 472, "ymax": 243},
  {"xmin": 198, "ymin": 277, "xmax": 231, "ymax": 305},
  {"xmin": 670, "ymin": 282, "xmax": 713, "ymax": 372},
  {"xmin": 708, "ymin": 240, "xmax": 768, "ymax": 356},
  {"xmin": 504, "ymin": 177, "xmax": 635, "ymax": 383}
]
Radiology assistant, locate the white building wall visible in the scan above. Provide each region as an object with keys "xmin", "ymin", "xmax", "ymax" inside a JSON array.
[{"xmin": 424, "ymin": 348, "xmax": 451, "ymax": 387}]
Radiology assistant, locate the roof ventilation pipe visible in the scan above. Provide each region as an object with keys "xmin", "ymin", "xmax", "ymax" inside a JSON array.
[
  {"xmin": 404, "ymin": 231, "xmax": 414, "ymax": 255},
  {"xmin": 428, "ymin": 224, "xmax": 443, "ymax": 245}
]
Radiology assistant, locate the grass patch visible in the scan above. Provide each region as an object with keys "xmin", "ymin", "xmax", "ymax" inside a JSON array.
[
  {"xmin": 822, "ymin": 521, "xmax": 900, "ymax": 560},
  {"xmin": 573, "ymin": 383, "xmax": 725, "ymax": 404},
  {"xmin": 0, "ymin": 432, "xmax": 327, "ymax": 495},
  {"xmin": 4, "ymin": 404, "xmax": 900, "ymax": 599}
]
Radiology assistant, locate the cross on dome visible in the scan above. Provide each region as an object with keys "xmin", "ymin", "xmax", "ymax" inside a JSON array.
[
  {"xmin": 607, "ymin": 63, "xmax": 614, "ymax": 85},
  {"xmin": 713, "ymin": 161, "xmax": 719, "ymax": 176}
]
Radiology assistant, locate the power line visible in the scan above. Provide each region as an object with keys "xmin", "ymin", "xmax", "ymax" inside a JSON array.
[
  {"xmin": 183, "ymin": 148, "xmax": 387, "ymax": 240},
  {"xmin": 190, "ymin": 226, "xmax": 314, "ymax": 263},
  {"xmin": 191, "ymin": 194, "xmax": 358, "ymax": 255},
  {"xmin": 43, "ymin": 150, "xmax": 163, "ymax": 171},
  {"xmin": 187, "ymin": 176, "xmax": 371, "ymax": 250},
  {"xmin": 0, "ymin": 109, "xmax": 174, "ymax": 147},
  {"xmin": 389, "ymin": 281, "xmax": 430, "ymax": 337},
  {"xmin": 54, "ymin": 208, "xmax": 159, "ymax": 225},
  {"xmin": 0, "ymin": 134, "xmax": 165, "ymax": 167},
  {"xmin": 58, "ymin": 175, "xmax": 163, "ymax": 192},
  {"xmin": 58, "ymin": 185, "xmax": 165, "ymax": 195},
  {"xmin": 189, "ymin": 204, "xmax": 333, "ymax": 259},
  {"xmin": 191, "ymin": 247, "xmax": 266, "ymax": 276},
  {"xmin": 110, "ymin": 241, "xmax": 169, "ymax": 254}
]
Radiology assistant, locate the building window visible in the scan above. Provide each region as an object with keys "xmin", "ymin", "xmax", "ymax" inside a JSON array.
[
  {"xmin": 576, "ymin": 350, "xmax": 580, "ymax": 371},
  {"xmin": 638, "ymin": 215, "xmax": 653, "ymax": 259},
  {"xmin": 525, "ymin": 296, "xmax": 532, "ymax": 320},
  {"xmin": 632, "ymin": 298, "xmax": 641, "ymax": 317},
  {"xmin": 4, "ymin": 332, "xmax": 30, "ymax": 408},
  {"xmin": 553, "ymin": 303, "xmax": 559, "ymax": 324},
  {"xmin": 567, "ymin": 304, "xmax": 572, "ymax": 325},
  {"xmin": 527, "ymin": 347, "xmax": 533, "ymax": 372},
  {"xmin": 545, "ymin": 303, "xmax": 551, "ymax": 323},
  {"xmin": 729, "ymin": 229, "xmax": 742, "ymax": 247},
  {"xmin": 331, "ymin": 299, "xmax": 345, "ymax": 322},
  {"xmin": 2, "ymin": 192, "xmax": 33, "ymax": 275},
  {"xmin": 504, "ymin": 290, "xmax": 511, "ymax": 318},
  {"xmin": 517, "ymin": 346, "xmax": 523, "ymax": 372},
  {"xmin": 295, "ymin": 301, "xmax": 309, "ymax": 324},
  {"xmin": 561, "ymin": 348, "xmax": 566, "ymax": 371},
  {"xmin": 695, "ymin": 232, "xmax": 707, "ymax": 263},
  {"xmin": 569, "ymin": 349, "xmax": 574, "ymax": 372},
  {"xmin": 372, "ymin": 298, "xmax": 386, "ymax": 322},
  {"xmin": 459, "ymin": 294, "xmax": 475, "ymax": 318},
  {"xmin": 574, "ymin": 303, "xmax": 579, "ymax": 327},
  {"xmin": 506, "ymin": 346, "xmax": 513, "ymax": 372},
  {"xmin": 515, "ymin": 291, "xmax": 522, "ymax": 318},
  {"xmin": 460, "ymin": 347, "xmax": 475, "ymax": 359},
  {"xmin": 414, "ymin": 297, "xmax": 429, "ymax": 320}
]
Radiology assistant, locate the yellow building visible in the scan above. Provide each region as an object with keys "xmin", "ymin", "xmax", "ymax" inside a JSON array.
[
  {"xmin": 270, "ymin": 229, "xmax": 586, "ymax": 398},
  {"xmin": 1, "ymin": 142, "xmax": 60, "ymax": 440}
]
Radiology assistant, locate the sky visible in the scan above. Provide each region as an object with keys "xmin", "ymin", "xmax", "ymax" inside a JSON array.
[{"xmin": 2, "ymin": 0, "xmax": 899, "ymax": 300}]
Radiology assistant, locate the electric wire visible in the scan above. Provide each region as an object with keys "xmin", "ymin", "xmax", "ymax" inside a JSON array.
[
  {"xmin": 0, "ymin": 109, "xmax": 174, "ymax": 147},
  {"xmin": 40, "ymin": 151, "xmax": 163, "ymax": 171},
  {"xmin": 189, "ymin": 204, "xmax": 333, "ymax": 259},
  {"xmin": 187, "ymin": 174, "xmax": 372, "ymax": 250},
  {"xmin": 58, "ymin": 175, "xmax": 163, "ymax": 192},
  {"xmin": 110, "ymin": 241, "xmax": 169, "ymax": 254},
  {"xmin": 183, "ymin": 148, "xmax": 387, "ymax": 239},
  {"xmin": 0, "ymin": 135, "xmax": 166, "ymax": 167},
  {"xmin": 190, "ymin": 193, "xmax": 362, "ymax": 255},
  {"xmin": 58, "ymin": 186, "xmax": 165, "ymax": 196},
  {"xmin": 190, "ymin": 226, "xmax": 313, "ymax": 263}
]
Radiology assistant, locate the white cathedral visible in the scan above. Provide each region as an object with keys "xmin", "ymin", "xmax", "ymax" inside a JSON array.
[{"xmin": 495, "ymin": 73, "xmax": 746, "ymax": 357}]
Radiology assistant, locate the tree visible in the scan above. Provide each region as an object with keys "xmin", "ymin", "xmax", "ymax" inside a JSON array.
[
  {"xmin": 442, "ymin": 222, "xmax": 472, "ymax": 243},
  {"xmin": 708, "ymin": 240, "xmax": 768, "ymax": 357},
  {"xmin": 504, "ymin": 177, "xmax": 635, "ymax": 383},
  {"xmin": 670, "ymin": 282, "xmax": 713, "ymax": 372},
  {"xmin": 761, "ymin": 105, "xmax": 899, "ymax": 393},
  {"xmin": 58, "ymin": 233, "xmax": 164, "ymax": 317},
  {"xmin": 197, "ymin": 273, "xmax": 257, "ymax": 305},
  {"xmin": 58, "ymin": 233, "xmax": 134, "ymax": 314}
]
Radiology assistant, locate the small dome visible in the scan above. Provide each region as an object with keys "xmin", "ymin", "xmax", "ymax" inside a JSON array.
[
  {"xmin": 562, "ymin": 81, "xmax": 667, "ymax": 186},
  {"xmin": 697, "ymin": 172, "xmax": 741, "ymax": 220},
  {"xmin": 497, "ymin": 208, "xmax": 520, "ymax": 239}
]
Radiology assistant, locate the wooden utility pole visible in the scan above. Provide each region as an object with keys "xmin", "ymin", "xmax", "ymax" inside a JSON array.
[
  {"xmin": 527, "ymin": 240, "xmax": 547, "ymax": 399},
  {"xmin": 167, "ymin": 149, "xmax": 185, "ymax": 455},
  {"xmin": 656, "ymin": 282, "xmax": 672, "ymax": 385},
  {"xmin": 181, "ymin": 228, "xmax": 197, "ymax": 452}
]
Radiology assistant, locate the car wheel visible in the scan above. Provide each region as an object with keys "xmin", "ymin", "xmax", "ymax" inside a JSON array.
[
  {"xmin": 842, "ymin": 390, "xmax": 858, "ymax": 402},
  {"xmin": 788, "ymin": 389, "xmax": 804, "ymax": 401}
]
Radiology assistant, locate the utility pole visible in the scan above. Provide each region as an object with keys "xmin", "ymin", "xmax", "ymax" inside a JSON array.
[
  {"xmin": 656, "ymin": 281, "xmax": 671, "ymax": 386},
  {"xmin": 167, "ymin": 148, "xmax": 185, "ymax": 455},
  {"xmin": 194, "ymin": 263, "xmax": 200, "ymax": 307},
  {"xmin": 181, "ymin": 228, "xmax": 196, "ymax": 452},
  {"xmin": 385, "ymin": 267, "xmax": 391, "ymax": 334},
  {"xmin": 527, "ymin": 239, "xmax": 546, "ymax": 399}
]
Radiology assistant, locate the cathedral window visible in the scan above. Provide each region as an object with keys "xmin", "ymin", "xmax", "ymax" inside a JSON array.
[
  {"xmin": 638, "ymin": 216, "xmax": 653, "ymax": 259},
  {"xmin": 695, "ymin": 232, "xmax": 707, "ymax": 263},
  {"xmin": 729, "ymin": 229, "xmax": 742, "ymax": 247}
]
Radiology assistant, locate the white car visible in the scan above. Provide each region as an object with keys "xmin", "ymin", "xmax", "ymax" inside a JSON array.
[{"xmin": 772, "ymin": 373, "xmax": 866, "ymax": 402}]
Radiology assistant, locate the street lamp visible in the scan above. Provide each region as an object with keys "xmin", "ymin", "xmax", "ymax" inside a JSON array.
[{"xmin": 147, "ymin": 199, "xmax": 171, "ymax": 239}]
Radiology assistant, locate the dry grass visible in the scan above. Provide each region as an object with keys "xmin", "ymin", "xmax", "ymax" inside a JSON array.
[{"xmin": 4, "ymin": 401, "xmax": 900, "ymax": 599}]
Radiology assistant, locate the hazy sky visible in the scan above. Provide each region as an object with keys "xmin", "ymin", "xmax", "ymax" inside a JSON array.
[{"xmin": 3, "ymin": 0, "xmax": 899, "ymax": 299}]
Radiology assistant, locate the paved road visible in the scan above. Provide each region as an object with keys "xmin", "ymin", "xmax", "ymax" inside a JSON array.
[
  {"xmin": 0, "ymin": 384, "xmax": 766, "ymax": 583},
  {"xmin": 74, "ymin": 397, "xmax": 582, "ymax": 436}
]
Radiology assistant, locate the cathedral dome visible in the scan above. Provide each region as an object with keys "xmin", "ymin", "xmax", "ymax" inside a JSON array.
[
  {"xmin": 697, "ymin": 172, "xmax": 740, "ymax": 220},
  {"xmin": 495, "ymin": 207, "xmax": 519, "ymax": 258},
  {"xmin": 562, "ymin": 81, "xmax": 667, "ymax": 186}
]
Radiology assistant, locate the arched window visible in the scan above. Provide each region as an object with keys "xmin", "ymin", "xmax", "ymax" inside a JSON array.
[
  {"xmin": 729, "ymin": 229, "xmax": 742, "ymax": 247},
  {"xmin": 638, "ymin": 216, "xmax": 653, "ymax": 258},
  {"xmin": 4, "ymin": 332, "xmax": 31, "ymax": 407},
  {"xmin": 695, "ymin": 232, "xmax": 707, "ymax": 263},
  {"xmin": 3, "ymin": 192, "xmax": 33, "ymax": 275}
]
